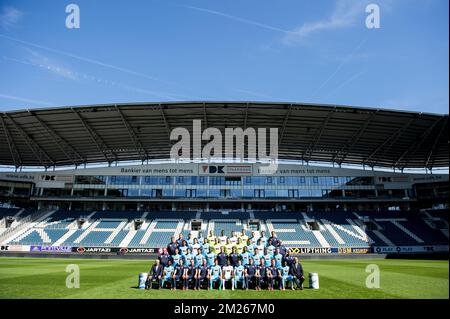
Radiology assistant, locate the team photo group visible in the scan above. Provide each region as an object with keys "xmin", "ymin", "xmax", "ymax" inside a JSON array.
[{"xmin": 146, "ymin": 230, "xmax": 306, "ymax": 291}]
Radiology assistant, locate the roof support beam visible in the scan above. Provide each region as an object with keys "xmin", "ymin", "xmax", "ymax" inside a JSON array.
[
  {"xmin": 393, "ymin": 117, "xmax": 442, "ymax": 167},
  {"xmin": 372, "ymin": 117, "xmax": 416, "ymax": 166},
  {"xmin": 243, "ymin": 103, "xmax": 249, "ymax": 130},
  {"xmin": 159, "ymin": 104, "xmax": 172, "ymax": 140},
  {"xmin": 425, "ymin": 117, "xmax": 448, "ymax": 169},
  {"xmin": 394, "ymin": 117, "xmax": 443, "ymax": 168},
  {"xmin": 4, "ymin": 114, "xmax": 54, "ymax": 167},
  {"xmin": 30, "ymin": 112, "xmax": 85, "ymax": 165},
  {"xmin": 303, "ymin": 107, "xmax": 335, "ymax": 160},
  {"xmin": 115, "ymin": 105, "xmax": 147, "ymax": 160},
  {"xmin": 364, "ymin": 117, "xmax": 416, "ymax": 166},
  {"xmin": 71, "ymin": 108, "xmax": 114, "ymax": 163},
  {"xmin": 0, "ymin": 115, "xmax": 21, "ymax": 167},
  {"xmin": 334, "ymin": 111, "xmax": 377, "ymax": 164},
  {"xmin": 279, "ymin": 104, "xmax": 293, "ymax": 145}
]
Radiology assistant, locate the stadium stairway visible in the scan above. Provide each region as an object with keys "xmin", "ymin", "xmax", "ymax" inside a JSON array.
[{"xmin": 0, "ymin": 209, "xmax": 56, "ymax": 245}]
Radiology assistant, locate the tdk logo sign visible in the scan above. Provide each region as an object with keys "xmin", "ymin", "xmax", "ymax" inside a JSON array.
[
  {"xmin": 199, "ymin": 164, "xmax": 252, "ymax": 175},
  {"xmin": 202, "ymin": 165, "xmax": 225, "ymax": 174}
]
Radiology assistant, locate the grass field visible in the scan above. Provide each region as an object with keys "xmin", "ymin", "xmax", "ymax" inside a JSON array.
[{"xmin": 0, "ymin": 257, "xmax": 448, "ymax": 299}]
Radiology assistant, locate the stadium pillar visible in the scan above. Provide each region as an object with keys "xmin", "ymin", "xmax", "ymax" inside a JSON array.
[
  {"xmin": 241, "ymin": 203, "xmax": 244, "ymax": 212},
  {"xmin": 172, "ymin": 202, "xmax": 176, "ymax": 211},
  {"xmin": 206, "ymin": 203, "xmax": 210, "ymax": 212}
]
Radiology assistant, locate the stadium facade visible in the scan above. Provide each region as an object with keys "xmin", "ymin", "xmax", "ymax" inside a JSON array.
[
  {"xmin": 0, "ymin": 162, "xmax": 448, "ymax": 212},
  {"xmin": 0, "ymin": 102, "xmax": 448, "ymax": 255}
]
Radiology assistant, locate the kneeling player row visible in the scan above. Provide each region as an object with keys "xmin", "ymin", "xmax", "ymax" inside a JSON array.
[{"xmin": 146, "ymin": 257, "xmax": 305, "ymax": 291}]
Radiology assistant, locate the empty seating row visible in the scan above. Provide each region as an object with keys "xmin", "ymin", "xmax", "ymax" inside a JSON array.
[{"xmin": 3, "ymin": 209, "xmax": 447, "ymax": 249}]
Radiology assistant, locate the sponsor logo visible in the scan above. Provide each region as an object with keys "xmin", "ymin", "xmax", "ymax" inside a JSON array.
[
  {"xmin": 75, "ymin": 247, "xmax": 112, "ymax": 253},
  {"xmin": 199, "ymin": 164, "xmax": 252, "ymax": 175},
  {"xmin": 290, "ymin": 247, "xmax": 336, "ymax": 254},
  {"xmin": 30, "ymin": 245, "xmax": 42, "ymax": 252},
  {"xmin": 373, "ymin": 245, "xmax": 449, "ymax": 254},
  {"xmin": 124, "ymin": 248, "xmax": 156, "ymax": 254},
  {"xmin": 338, "ymin": 247, "xmax": 371, "ymax": 254},
  {"xmin": 76, "ymin": 247, "xmax": 86, "ymax": 253},
  {"xmin": 29, "ymin": 245, "xmax": 72, "ymax": 252},
  {"xmin": 0, "ymin": 246, "xmax": 9, "ymax": 251},
  {"xmin": 44, "ymin": 246, "xmax": 72, "ymax": 252}
]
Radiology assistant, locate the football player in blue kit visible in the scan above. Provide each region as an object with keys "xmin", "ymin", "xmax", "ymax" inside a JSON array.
[
  {"xmin": 194, "ymin": 248, "xmax": 205, "ymax": 267},
  {"xmin": 160, "ymin": 260, "xmax": 174, "ymax": 289},
  {"xmin": 206, "ymin": 247, "xmax": 216, "ymax": 267},
  {"xmin": 240, "ymin": 246, "xmax": 251, "ymax": 266},
  {"xmin": 171, "ymin": 248, "xmax": 182, "ymax": 267},
  {"xmin": 233, "ymin": 259, "xmax": 246, "ymax": 290},
  {"xmin": 208, "ymin": 259, "xmax": 223, "ymax": 290},
  {"xmin": 279, "ymin": 260, "xmax": 294, "ymax": 291}
]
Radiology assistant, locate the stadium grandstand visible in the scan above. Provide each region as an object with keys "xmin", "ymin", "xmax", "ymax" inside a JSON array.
[{"xmin": 0, "ymin": 101, "xmax": 448, "ymax": 256}]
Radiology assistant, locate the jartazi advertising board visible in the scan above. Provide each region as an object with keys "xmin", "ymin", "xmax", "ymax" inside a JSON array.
[
  {"xmin": 73, "ymin": 247, "xmax": 113, "ymax": 253},
  {"xmin": 73, "ymin": 247, "xmax": 157, "ymax": 254},
  {"xmin": 119, "ymin": 247, "xmax": 157, "ymax": 254},
  {"xmin": 372, "ymin": 245, "xmax": 449, "ymax": 253}
]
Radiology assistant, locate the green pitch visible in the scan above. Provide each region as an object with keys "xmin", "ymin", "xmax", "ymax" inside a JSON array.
[{"xmin": 0, "ymin": 257, "xmax": 448, "ymax": 299}]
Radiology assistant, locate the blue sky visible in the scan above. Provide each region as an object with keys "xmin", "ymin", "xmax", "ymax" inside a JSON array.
[{"xmin": 0, "ymin": 0, "xmax": 448, "ymax": 114}]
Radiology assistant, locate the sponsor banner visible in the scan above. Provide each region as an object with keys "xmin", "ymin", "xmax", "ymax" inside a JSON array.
[
  {"xmin": 290, "ymin": 247, "xmax": 338, "ymax": 254},
  {"xmin": 74, "ymin": 247, "xmax": 158, "ymax": 254},
  {"xmin": 11, "ymin": 245, "xmax": 30, "ymax": 252},
  {"xmin": 338, "ymin": 247, "xmax": 371, "ymax": 254},
  {"xmin": 373, "ymin": 245, "xmax": 449, "ymax": 254},
  {"xmin": 73, "ymin": 247, "xmax": 114, "ymax": 253},
  {"xmin": 119, "ymin": 247, "xmax": 157, "ymax": 254},
  {"xmin": 1, "ymin": 245, "xmax": 31, "ymax": 252},
  {"xmin": 199, "ymin": 164, "xmax": 252, "ymax": 176},
  {"xmin": 30, "ymin": 245, "xmax": 72, "ymax": 252}
]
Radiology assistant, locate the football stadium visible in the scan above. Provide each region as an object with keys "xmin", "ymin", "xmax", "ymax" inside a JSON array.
[{"xmin": 0, "ymin": 101, "xmax": 448, "ymax": 299}]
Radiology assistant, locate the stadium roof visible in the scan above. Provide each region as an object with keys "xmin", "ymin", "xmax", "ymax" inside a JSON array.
[{"xmin": 0, "ymin": 101, "xmax": 448, "ymax": 169}]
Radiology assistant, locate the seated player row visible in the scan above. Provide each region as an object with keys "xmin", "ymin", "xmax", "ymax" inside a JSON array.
[{"xmin": 146, "ymin": 256, "xmax": 305, "ymax": 291}]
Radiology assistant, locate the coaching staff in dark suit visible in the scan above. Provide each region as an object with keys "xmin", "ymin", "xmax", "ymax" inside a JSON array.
[
  {"xmin": 146, "ymin": 259, "xmax": 164, "ymax": 289},
  {"xmin": 291, "ymin": 257, "xmax": 305, "ymax": 290}
]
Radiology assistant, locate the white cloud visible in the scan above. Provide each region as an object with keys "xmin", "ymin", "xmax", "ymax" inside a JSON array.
[
  {"xmin": 0, "ymin": 6, "xmax": 23, "ymax": 30},
  {"xmin": 282, "ymin": 0, "xmax": 370, "ymax": 45}
]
